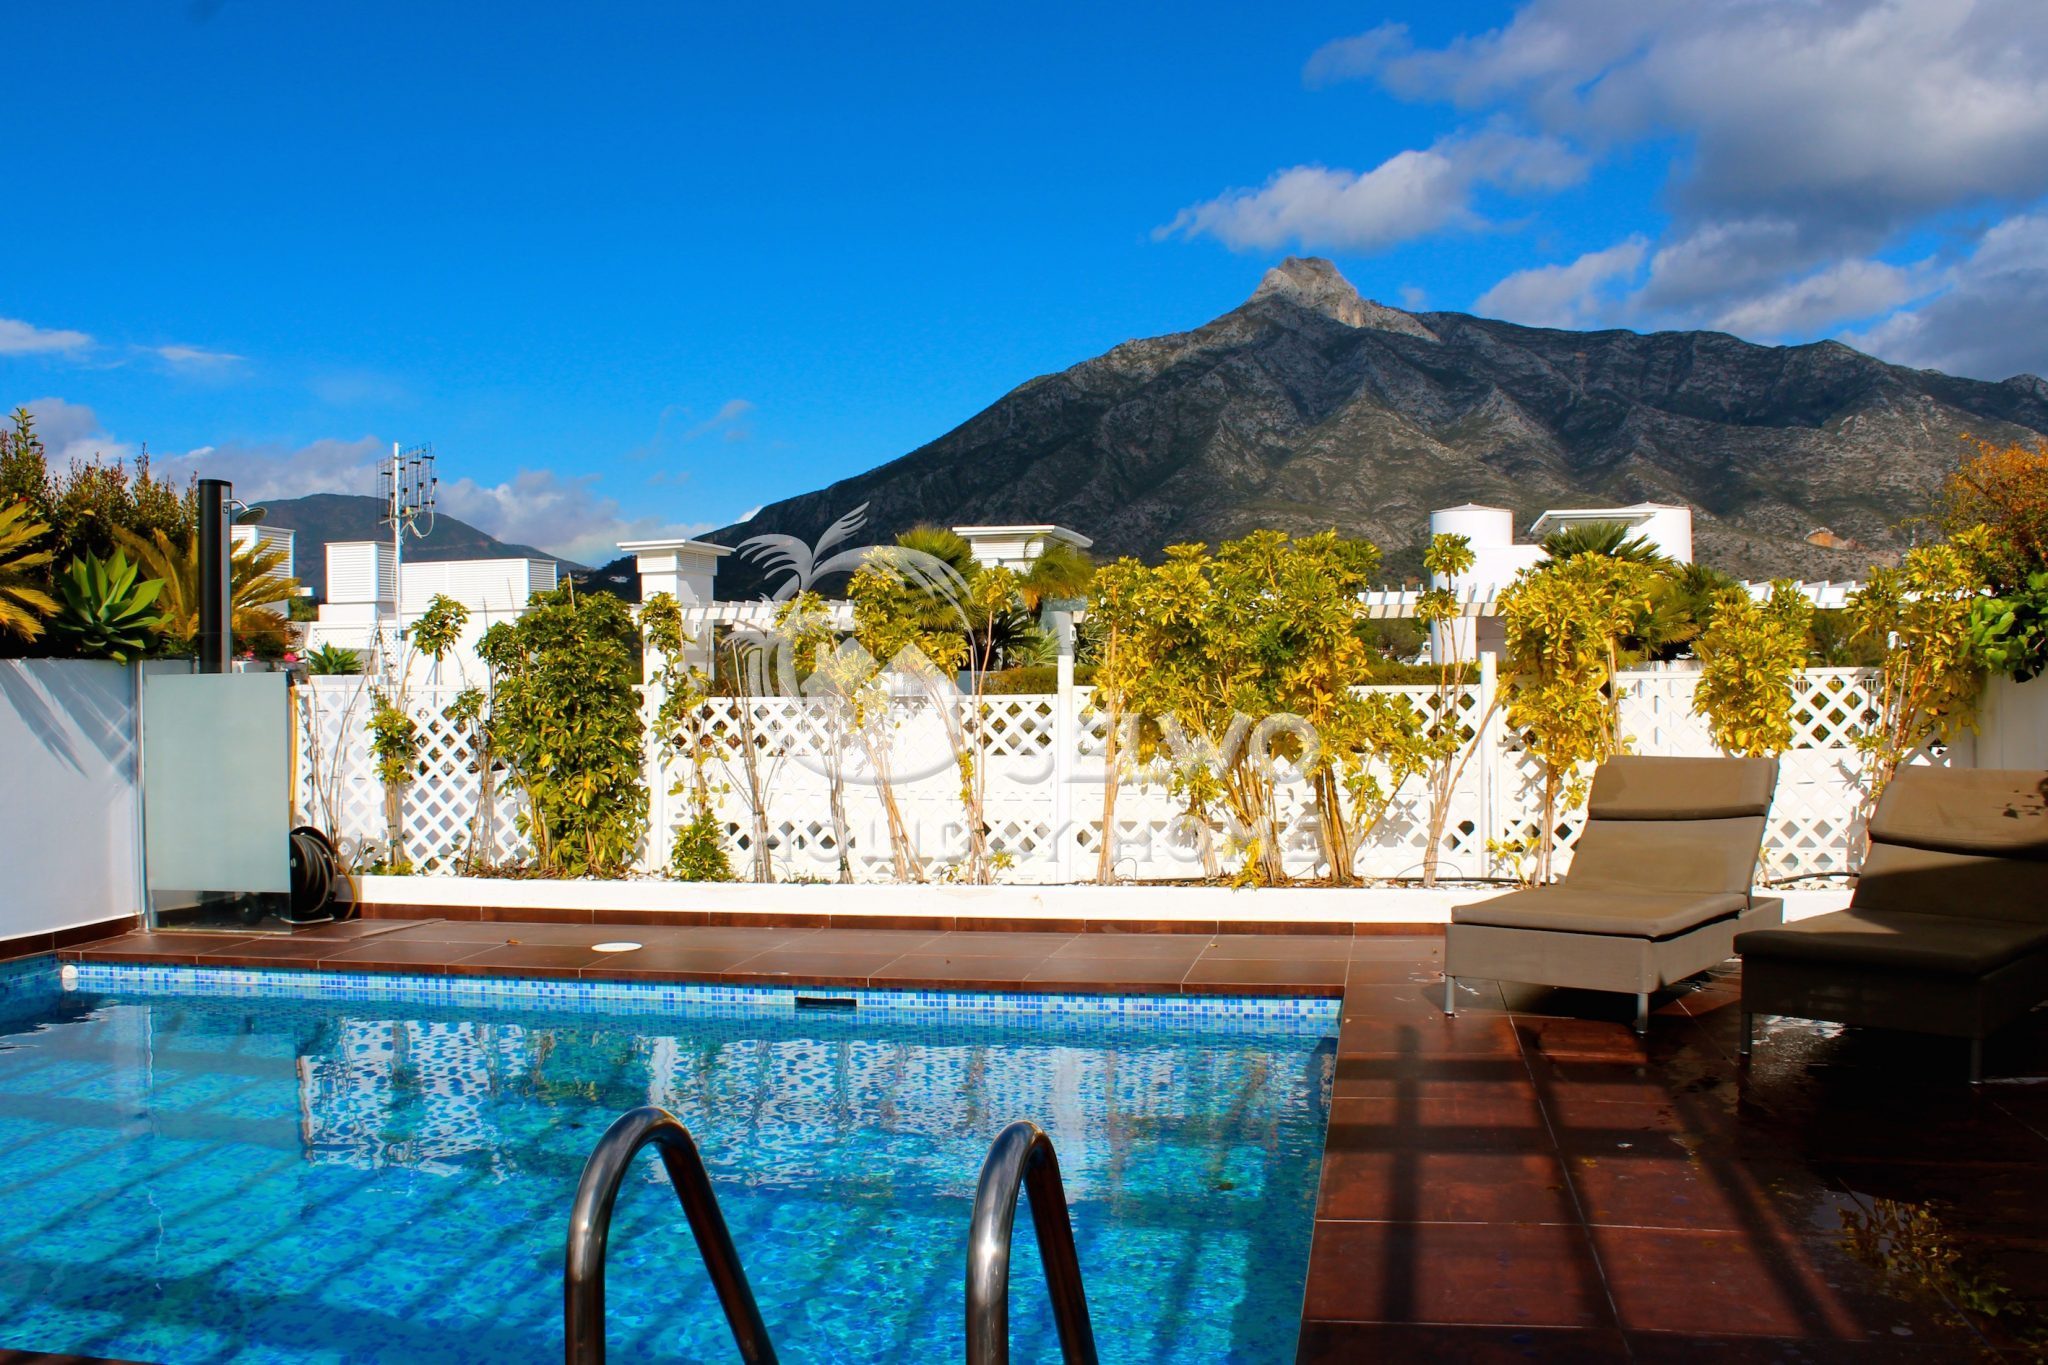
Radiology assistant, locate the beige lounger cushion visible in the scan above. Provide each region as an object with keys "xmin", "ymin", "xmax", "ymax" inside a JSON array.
[
  {"xmin": 1863, "ymin": 768, "xmax": 2048, "ymax": 858},
  {"xmin": 1454, "ymin": 887, "xmax": 1749, "ymax": 939},
  {"xmin": 1585, "ymin": 755, "xmax": 1780, "ymax": 821},
  {"xmin": 1737, "ymin": 909, "xmax": 2048, "ymax": 976}
]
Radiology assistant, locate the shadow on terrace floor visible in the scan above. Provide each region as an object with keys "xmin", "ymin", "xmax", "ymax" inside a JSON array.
[{"xmin": 1306, "ymin": 947, "xmax": 2048, "ymax": 1362}]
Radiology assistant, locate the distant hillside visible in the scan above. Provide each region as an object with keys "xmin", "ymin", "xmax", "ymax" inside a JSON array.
[
  {"xmin": 253, "ymin": 494, "xmax": 581, "ymax": 598},
  {"xmin": 693, "ymin": 256, "xmax": 2048, "ymax": 596}
]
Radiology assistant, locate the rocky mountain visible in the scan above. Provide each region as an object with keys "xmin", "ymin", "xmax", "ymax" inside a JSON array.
[
  {"xmin": 694, "ymin": 256, "xmax": 2048, "ymax": 594},
  {"xmin": 253, "ymin": 494, "xmax": 580, "ymax": 598}
]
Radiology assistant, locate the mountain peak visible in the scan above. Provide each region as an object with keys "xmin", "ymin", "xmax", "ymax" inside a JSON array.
[{"xmin": 1249, "ymin": 257, "xmax": 1436, "ymax": 339}]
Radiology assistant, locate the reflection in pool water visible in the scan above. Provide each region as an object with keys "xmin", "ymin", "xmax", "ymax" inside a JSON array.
[{"xmin": 0, "ymin": 965, "xmax": 1334, "ymax": 1363}]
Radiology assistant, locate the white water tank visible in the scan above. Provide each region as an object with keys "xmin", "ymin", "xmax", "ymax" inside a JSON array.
[{"xmin": 1429, "ymin": 504, "xmax": 1515, "ymax": 551}]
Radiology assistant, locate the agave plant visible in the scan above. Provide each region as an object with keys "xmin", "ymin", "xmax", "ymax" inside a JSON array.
[
  {"xmin": 304, "ymin": 642, "xmax": 363, "ymax": 674},
  {"xmin": 50, "ymin": 549, "xmax": 166, "ymax": 662},
  {"xmin": 0, "ymin": 500, "xmax": 59, "ymax": 641}
]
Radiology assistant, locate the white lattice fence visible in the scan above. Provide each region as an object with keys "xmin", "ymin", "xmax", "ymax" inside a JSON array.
[
  {"xmin": 294, "ymin": 678, "xmax": 531, "ymax": 871},
  {"xmin": 295, "ymin": 666, "xmax": 1925, "ymax": 884}
]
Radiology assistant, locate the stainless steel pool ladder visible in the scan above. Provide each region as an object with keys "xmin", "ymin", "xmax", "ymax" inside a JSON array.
[
  {"xmin": 563, "ymin": 1109, "xmax": 1098, "ymax": 1364},
  {"xmin": 966, "ymin": 1120, "xmax": 1100, "ymax": 1365},
  {"xmin": 563, "ymin": 1106, "xmax": 777, "ymax": 1365}
]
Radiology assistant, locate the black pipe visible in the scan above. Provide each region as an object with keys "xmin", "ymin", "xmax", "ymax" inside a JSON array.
[{"xmin": 197, "ymin": 478, "xmax": 233, "ymax": 672}]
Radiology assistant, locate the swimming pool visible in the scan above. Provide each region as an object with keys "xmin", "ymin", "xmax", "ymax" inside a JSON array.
[{"xmin": 0, "ymin": 956, "xmax": 1336, "ymax": 1363}]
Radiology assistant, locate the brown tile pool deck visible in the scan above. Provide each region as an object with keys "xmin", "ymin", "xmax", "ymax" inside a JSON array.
[{"xmin": 56, "ymin": 921, "xmax": 2048, "ymax": 1362}]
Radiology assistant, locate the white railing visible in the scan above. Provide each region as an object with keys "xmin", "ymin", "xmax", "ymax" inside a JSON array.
[{"xmin": 294, "ymin": 665, "xmax": 1958, "ymax": 883}]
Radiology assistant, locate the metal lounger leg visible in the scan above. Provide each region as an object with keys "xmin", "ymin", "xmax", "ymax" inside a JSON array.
[
  {"xmin": 1633, "ymin": 991, "xmax": 1649, "ymax": 1036},
  {"xmin": 1739, "ymin": 1012, "xmax": 1753, "ymax": 1059},
  {"xmin": 1970, "ymin": 1038, "xmax": 1984, "ymax": 1086},
  {"xmin": 1443, "ymin": 975, "xmax": 1457, "ymax": 1017}
]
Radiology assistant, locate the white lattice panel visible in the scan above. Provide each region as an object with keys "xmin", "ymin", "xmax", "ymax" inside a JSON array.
[{"xmin": 296, "ymin": 666, "xmax": 1915, "ymax": 885}]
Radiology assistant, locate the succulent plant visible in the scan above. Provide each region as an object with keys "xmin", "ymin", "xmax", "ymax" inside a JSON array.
[
  {"xmin": 50, "ymin": 549, "xmax": 167, "ymax": 662},
  {"xmin": 304, "ymin": 642, "xmax": 364, "ymax": 674}
]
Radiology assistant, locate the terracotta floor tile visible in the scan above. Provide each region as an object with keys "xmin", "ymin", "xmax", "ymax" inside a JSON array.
[
  {"xmin": 719, "ymin": 949, "xmax": 902, "ymax": 981},
  {"xmin": 446, "ymin": 943, "xmax": 608, "ymax": 976},
  {"xmin": 1021, "ymin": 960, "xmax": 1189, "ymax": 992},
  {"xmin": 376, "ymin": 919, "xmax": 576, "ymax": 943},
  {"xmin": 797, "ymin": 928, "xmax": 946, "ymax": 953},
  {"xmin": 1348, "ymin": 935, "xmax": 1445, "ymax": 961},
  {"xmin": 1181, "ymin": 956, "xmax": 1349, "ymax": 990},
  {"xmin": 1296, "ymin": 1321, "xmax": 1631, "ymax": 1363},
  {"xmin": 1198, "ymin": 934, "xmax": 1352, "ymax": 961},
  {"xmin": 1623, "ymin": 1334, "xmax": 1985, "ymax": 1362},
  {"xmin": 1335, "ymin": 1013, "xmax": 1525, "ymax": 1060},
  {"xmin": 1592, "ymin": 1227, "xmax": 1955, "ymax": 1342},
  {"xmin": 1316, "ymin": 1150, "xmax": 1577, "ymax": 1224},
  {"xmin": 78, "ymin": 932, "xmax": 244, "ymax": 960},
  {"xmin": 1046, "ymin": 934, "xmax": 1210, "ymax": 960},
  {"xmin": 182, "ymin": 935, "xmax": 337, "ymax": 962},
  {"xmin": 1323, "ymin": 1093, "xmax": 1554, "ymax": 1155},
  {"xmin": 1344, "ymin": 957, "xmax": 1449, "ymax": 985},
  {"xmin": 1331, "ymin": 1054, "xmax": 1535, "ymax": 1099},
  {"xmin": 870, "ymin": 952, "xmax": 1060, "ymax": 986},
  {"xmin": 1569, "ymin": 1153, "xmax": 1844, "ymax": 1235},
  {"xmin": 315, "ymin": 940, "xmax": 486, "ymax": 971},
  {"xmin": 1302, "ymin": 1219, "xmax": 1612, "ymax": 1328},
  {"xmin": 925, "ymin": 931, "xmax": 1075, "ymax": 956},
  {"xmin": 1346, "ymin": 979, "xmax": 1495, "ymax": 1015},
  {"xmin": 578, "ymin": 945, "xmax": 760, "ymax": 977}
]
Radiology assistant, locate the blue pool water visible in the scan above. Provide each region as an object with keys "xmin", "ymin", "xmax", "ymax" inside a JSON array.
[{"xmin": 0, "ymin": 958, "xmax": 1335, "ymax": 1363}]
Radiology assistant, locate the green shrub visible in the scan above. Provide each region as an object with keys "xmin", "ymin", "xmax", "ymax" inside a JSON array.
[
  {"xmin": 477, "ymin": 583, "xmax": 647, "ymax": 877},
  {"xmin": 669, "ymin": 808, "xmax": 736, "ymax": 881},
  {"xmin": 981, "ymin": 663, "xmax": 1096, "ymax": 694}
]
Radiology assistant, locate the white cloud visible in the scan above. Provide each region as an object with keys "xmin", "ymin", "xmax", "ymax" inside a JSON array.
[
  {"xmin": 22, "ymin": 396, "xmax": 135, "ymax": 466},
  {"xmin": 1334, "ymin": 1, "xmax": 2048, "ymax": 232},
  {"xmin": 1474, "ymin": 236, "xmax": 1647, "ymax": 327},
  {"xmin": 1267, "ymin": 2, "xmax": 2048, "ymax": 357},
  {"xmin": 1156, "ymin": 128, "xmax": 1584, "ymax": 252},
  {"xmin": 1711, "ymin": 257, "xmax": 1929, "ymax": 338},
  {"xmin": 682, "ymin": 398, "xmax": 754, "ymax": 442},
  {"xmin": 434, "ymin": 468, "xmax": 716, "ymax": 565},
  {"xmin": 1841, "ymin": 212, "xmax": 2048, "ymax": 380},
  {"xmin": 0, "ymin": 317, "xmax": 92, "ymax": 355},
  {"xmin": 151, "ymin": 343, "xmax": 244, "ymax": 368},
  {"xmin": 12, "ymin": 399, "xmax": 711, "ymax": 564}
]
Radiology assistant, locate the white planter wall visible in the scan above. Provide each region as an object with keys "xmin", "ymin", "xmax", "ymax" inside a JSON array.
[{"xmin": 0, "ymin": 660, "xmax": 142, "ymax": 937}]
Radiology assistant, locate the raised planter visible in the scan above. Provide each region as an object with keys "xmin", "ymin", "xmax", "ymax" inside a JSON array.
[{"xmin": 351, "ymin": 874, "xmax": 1855, "ymax": 935}]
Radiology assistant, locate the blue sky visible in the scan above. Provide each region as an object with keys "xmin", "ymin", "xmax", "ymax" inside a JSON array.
[{"xmin": 5, "ymin": 1, "xmax": 2045, "ymax": 563}]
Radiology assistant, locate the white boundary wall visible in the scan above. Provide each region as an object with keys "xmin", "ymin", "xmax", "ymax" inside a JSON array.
[
  {"xmin": 0, "ymin": 661, "xmax": 142, "ymax": 936},
  {"xmin": 296, "ymin": 665, "xmax": 1999, "ymax": 886}
]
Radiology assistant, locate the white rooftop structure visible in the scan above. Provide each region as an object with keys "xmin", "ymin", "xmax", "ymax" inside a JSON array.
[
  {"xmin": 951, "ymin": 524, "xmax": 1093, "ymax": 572},
  {"xmin": 1527, "ymin": 503, "xmax": 1693, "ymax": 563},
  {"xmin": 231, "ymin": 524, "xmax": 296, "ymax": 580},
  {"xmin": 305, "ymin": 542, "xmax": 559, "ymax": 681}
]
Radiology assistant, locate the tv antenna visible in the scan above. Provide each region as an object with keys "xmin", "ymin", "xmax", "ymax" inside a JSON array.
[{"xmin": 378, "ymin": 441, "xmax": 437, "ymax": 644}]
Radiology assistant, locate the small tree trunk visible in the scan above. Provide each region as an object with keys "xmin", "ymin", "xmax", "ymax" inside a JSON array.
[
  {"xmin": 384, "ymin": 782, "xmax": 407, "ymax": 871},
  {"xmin": 1096, "ymin": 700, "xmax": 1123, "ymax": 884},
  {"xmin": 1316, "ymin": 769, "xmax": 1355, "ymax": 886}
]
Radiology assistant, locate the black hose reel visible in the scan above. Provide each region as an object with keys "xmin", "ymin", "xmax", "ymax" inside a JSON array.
[{"xmin": 285, "ymin": 825, "xmax": 347, "ymax": 923}]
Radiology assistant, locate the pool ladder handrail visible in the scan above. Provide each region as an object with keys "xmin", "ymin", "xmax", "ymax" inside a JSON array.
[
  {"xmin": 966, "ymin": 1120, "xmax": 1101, "ymax": 1365},
  {"xmin": 563, "ymin": 1105, "xmax": 777, "ymax": 1365}
]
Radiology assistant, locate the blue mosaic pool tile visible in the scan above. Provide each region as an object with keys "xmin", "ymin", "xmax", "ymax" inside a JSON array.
[{"xmin": 63, "ymin": 961, "xmax": 1341, "ymax": 1034}]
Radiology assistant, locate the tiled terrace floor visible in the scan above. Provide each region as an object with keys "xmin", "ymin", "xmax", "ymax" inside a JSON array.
[{"xmin": 58, "ymin": 920, "xmax": 2048, "ymax": 1362}]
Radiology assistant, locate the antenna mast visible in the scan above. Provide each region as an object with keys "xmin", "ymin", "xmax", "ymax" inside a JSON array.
[{"xmin": 377, "ymin": 441, "xmax": 437, "ymax": 658}]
